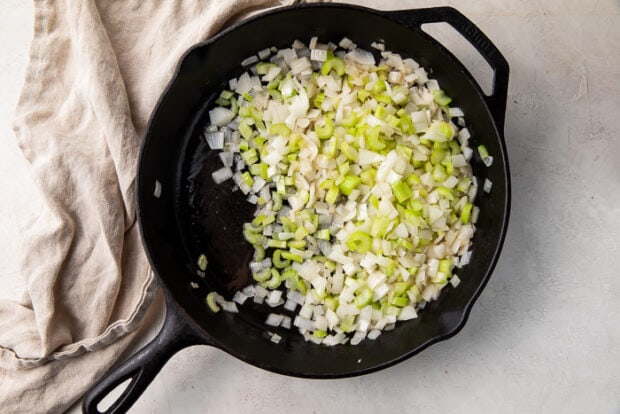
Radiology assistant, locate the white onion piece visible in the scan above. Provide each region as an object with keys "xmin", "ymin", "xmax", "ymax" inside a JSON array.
[
  {"xmin": 310, "ymin": 49, "xmax": 328, "ymax": 62},
  {"xmin": 367, "ymin": 329, "xmax": 382, "ymax": 340},
  {"xmin": 265, "ymin": 313, "xmax": 284, "ymax": 327},
  {"xmin": 219, "ymin": 151, "xmax": 234, "ymax": 167},
  {"xmin": 153, "ymin": 180, "xmax": 162, "ymax": 198},
  {"xmin": 205, "ymin": 131, "xmax": 225, "ymax": 149},
  {"xmin": 233, "ymin": 291, "xmax": 249, "ymax": 305},
  {"xmin": 211, "ymin": 166, "xmax": 233, "ymax": 184},
  {"xmin": 351, "ymin": 48, "xmax": 375, "ymax": 65},
  {"xmin": 258, "ymin": 48, "xmax": 271, "ymax": 60},
  {"xmin": 483, "ymin": 178, "xmax": 493, "ymax": 193},
  {"xmin": 482, "ymin": 156, "xmax": 494, "ymax": 167},
  {"xmin": 370, "ymin": 41, "xmax": 385, "ymax": 51},
  {"xmin": 241, "ymin": 55, "xmax": 259, "ymax": 67},
  {"xmin": 338, "ymin": 37, "xmax": 353, "ymax": 49},
  {"xmin": 350, "ymin": 331, "xmax": 366, "ymax": 345},
  {"xmin": 293, "ymin": 316, "xmax": 314, "ymax": 331},
  {"xmin": 450, "ymin": 275, "xmax": 461, "ymax": 288},
  {"xmin": 221, "ymin": 301, "xmax": 238, "ymax": 313},
  {"xmin": 281, "ymin": 316, "xmax": 292, "ymax": 329},
  {"xmin": 208, "ymin": 108, "xmax": 234, "ymax": 127}
]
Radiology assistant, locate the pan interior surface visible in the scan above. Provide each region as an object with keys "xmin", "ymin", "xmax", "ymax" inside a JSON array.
[{"xmin": 137, "ymin": 4, "xmax": 509, "ymax": 378}]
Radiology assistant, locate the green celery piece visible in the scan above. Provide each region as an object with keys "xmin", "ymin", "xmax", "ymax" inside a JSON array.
[
  {"xmin": 252, "ymin": 268, "xmax": 271, "ymax": 282},
  {"xmin": 272, "ymin": 250, "xmax": 291, "ymax": 269},
  {"xmin": 461, "ymin": 202, "xmax": 473, "ymax": 224},
  {"xmin": 370, "ymin": 216, "xmax": 390, "ymax": 238},
  {"xmin": 391, "ymin": 180, "xmax": 413, "ymax": 204},
  {"xmin": 354, "ymin": 286, "xmax": 373, "ymax": 308},
  {"xmin": 326, "ymin": 185, "xmax": 339, "ymax": 204},
  {"xmin": 315, "ymin": 117, "xmax": 334, "ymax": 140},
  {"xmin": 267, "ymin": 239, "xmax": 288, "ymax": 249},
  {"xmin": 205, "ymin": 292, "xmax": 220, "ymax": 313},
  {"xmin": 346, "ymin": 231, "xmax": 372, "ymax": 254},
  {"xmin": 270, "ymin": 123, "xmax": 291, "ymax": 137},
  {"xmin": 197, "ymin": 254, "xmax": 208, "ymax": 272},
  {"xmin": 288, "ymin": 240, "xmax": 307, "ymax": 250},
  {"xmin": 392, "ymin": 296, "xmax": 409, "ymax": 307},
  {"xmin": 316, "ymin": 229, "xmax": 331, "ymax": 240},
  {"xmin": 433, "ymin": 89, "xmax": 452, "ymax": 106},
  {"xmin": 282, "ymin": 250, "xmax": 304, "ymax": 263},
  {"xmin": 263, "ymin": 268, "xmax": 283, "ymax": 289},
  {"xmin": 253, "ymin": 246, "xmax": 265, "ymax": 261},
  {"xmin": 241, "ymin": 148, "xmax": 258, "ymax": 165},
  {"xmin": 339, "ymin": 175, "xmax": 361, "ymax": 196},
  {"xmin": 357, "ymin": 89, "xmax": 371, "ymax": 102}
]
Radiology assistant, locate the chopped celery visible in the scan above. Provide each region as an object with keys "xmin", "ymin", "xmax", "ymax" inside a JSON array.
[
  {"xmin": 313, "ymin": 330, "xmax": 327, "ymax": 338},
  {"xmin": 270, "ymin": 123, "xmax": 290, "ymax": 137},
  {"xmin": 282, "ymin": 250, "xmax": 304, "ymax": 263},
  {"xmin": 393, "ymin": 282, "xmax": 409, "ymax": 296},
  {"xmin": 461, "ymin": 202, "xmax": 473, "ymax": 224},
  {"xmin": 314, "ymin": 92, "xmax": 325, "ymax": 108},
  {"xmin": 315, "ymin": 117, "xmax": 334, "ymax": 140},
  {"xmin": 373, "ymin": 79, "xmax": 386, "ymax": 94},
  {"xmin": 326, "ymin": 186, "xmax": 339, "ymax": 204},
  {"xmin": 288, "ymin": 240, "xmax": 307, "ymax": 250},
  {"xmin": 253, "ymin": 246, "xmax": 265, "ymax": 261},
  {"xmin": 241, "ymin": 148, "xmax": 258, "ymax": 165},
  {"xmin": 316, "ymin": 229, "xmax": 331, "ymax": 240},
  {"xmin": 392, "ymin": 296, "xmax": 409, "ymax": 307},
  {"xmin": 267, "ymin": 239, "xmax": 288, "ymax": 249},
  {"xmin": 370, "ymin": 216, "xmax": 390, "ymax": 238},
  {"xmin": 197, "ymin": 254, "xmax": 208, "ymax": 272},
  {"xmin": 433, "ymin": 89, "xmax": 452, "ymax": 106},
  {"xmin": 206, "ymin": 292, "xmax": 220, "ymax": 313},
  {"xmin": 339, "ymin": 175, "xmax": 361, "ymax": 196},
  {"xmin": 391, "ymin": 180, "xmax": 413, "ymax": 204},
  {"xmin": 273, "ymin": 250, "xmax": 291, "ymax": 269},
  {"xmin": 253, "ymin": 268, "xmax": 271, "ymax": 282},
  {"xmin": 357, "ymin": 89, "xmax": 371, "ymax": 102},
  {"xmin": 263, "ymin": 268, "xmax": 282, "ymax": 289},
  {"xmin": 205, "ymin": 38, "xmax": 479, "ymax": 345},
  {"xmin": 354, "ymin": 286, "xmax": 373, "ymax": 308},
  {"xmin": 346, "ymin": 231, "xmax": 372, "ymax": 254},
  {"xmin": 432, "ymin": 164, "xmax": 447, "ymax": 182},
  {"xmin": 241, "ymin": 171, "xmax": 254, "ymax": 187}
]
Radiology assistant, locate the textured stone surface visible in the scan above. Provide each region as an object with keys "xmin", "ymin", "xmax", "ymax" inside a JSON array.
[{"xmin": 1, "ymin": 1, "xmax": 619, "ymax": 412}]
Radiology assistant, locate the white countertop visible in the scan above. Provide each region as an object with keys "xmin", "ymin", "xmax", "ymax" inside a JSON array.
[{"xmin": 1, "ymin": 1, "xmax": 619, "ymax": 413}]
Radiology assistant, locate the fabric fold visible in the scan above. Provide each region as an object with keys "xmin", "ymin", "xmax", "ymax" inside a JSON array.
[{"xmin": 0, "ymin": 0, "xmax": 299, "ymax": 411}]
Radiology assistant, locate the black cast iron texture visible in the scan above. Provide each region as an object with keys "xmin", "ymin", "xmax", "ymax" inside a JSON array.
[{"xmin": 83, "ymin": 4, "xmax": 510, "ymax": 413}]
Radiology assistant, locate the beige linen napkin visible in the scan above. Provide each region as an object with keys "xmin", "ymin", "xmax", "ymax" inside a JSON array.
[{"xmin": 0, "ymin": 0, "xmax": 308, "ymax": 411}]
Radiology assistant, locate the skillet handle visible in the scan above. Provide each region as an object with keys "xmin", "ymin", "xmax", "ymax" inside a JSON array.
[
  {"xmin": 82, "ymin": 298, "xmax": 205, "ymax": 414},
  {"xmin": 383, "ymin": 7, "xmax": 510, "ymax": 131}
]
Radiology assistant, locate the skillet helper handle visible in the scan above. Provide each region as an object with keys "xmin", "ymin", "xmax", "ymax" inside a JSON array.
[
  {"xmin": 384, "ymin": 7, "xmax": 510, "ymax": 131},
  {"xmin": 82, "ymin": 300, "xmax": 203, "ymax": 414}
]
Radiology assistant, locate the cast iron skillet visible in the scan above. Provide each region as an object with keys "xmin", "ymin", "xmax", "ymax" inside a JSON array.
[{"xmin": 83, "ymin": 3, "xmax": 510, "ymax": 413}]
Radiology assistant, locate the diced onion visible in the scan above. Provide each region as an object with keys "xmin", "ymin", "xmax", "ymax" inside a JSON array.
[
  {"xmin": 205, "ymin": 131, "xmax": 225, "ymax": 149},
  {"xmin": 265, "ymin": 313, "xmax": 284, "ymax": 327},
  {"xmin": 483, "ymin": 178, "xmax": 493, "ymax": 193},
  {"xmin": 202, "ymin": 36, "xmax": 479, "ymax": 347},
  {"xmin": 241, "ymin": 55, "xmax": 259, "ymax": 67},
  {"xmin": 211, "ymin": 166, "xmax": 233, "ymax": 184},
  {"xmin": 208, "ymin": 108, "xmax": 235, "ymax": 127},
  {"xmin": 351, "ymin": 48, "xmax": 375, "ymax": 65},
  {"xmin": 153, "ymin": 180, "xmax": 162, "ymax": 198}
]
